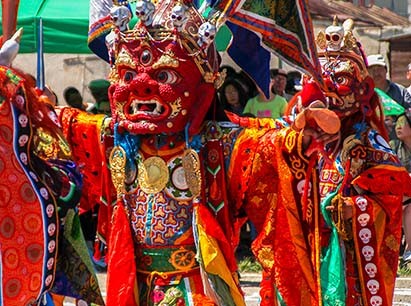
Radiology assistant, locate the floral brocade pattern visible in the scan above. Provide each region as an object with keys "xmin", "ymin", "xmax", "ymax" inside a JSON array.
[
  {"xmin": 128, "ymin": 188, "xmax": 194, "ymax": 247},
  {"xmin": 0, "ymin": 82, "xmax": 58, "ymax": 306},
  {"xmin": 251, "ymin": 128, "xmax": 320, "ymax": 305}
]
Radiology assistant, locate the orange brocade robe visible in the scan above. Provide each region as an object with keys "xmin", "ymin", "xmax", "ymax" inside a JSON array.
[
  {"xmin": 229, "ymin": 124, "xmax": 411, "ymax": 306},
  {"xmin": 229, "ymin": 126, "xmax": 321, "ymax": 305}
]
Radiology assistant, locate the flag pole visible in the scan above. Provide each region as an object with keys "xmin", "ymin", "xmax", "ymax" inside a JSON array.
[{"xmin": 36, "ymin": 17, "xmax": 44, "ymax": 90}]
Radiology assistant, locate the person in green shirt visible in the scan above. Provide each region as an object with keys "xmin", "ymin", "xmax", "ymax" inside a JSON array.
[{"xmin": 243, "ymin": 76, "xmax": 288, "ymax": 119}]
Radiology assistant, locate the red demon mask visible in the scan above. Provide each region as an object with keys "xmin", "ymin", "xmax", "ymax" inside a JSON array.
[
  {"xmin": 315, "ymin": 17, "xmax": 375, "ymax": 118},
  {"xmin": 105, "ymin": 0, "xmax": 222, "ymax": 136}
]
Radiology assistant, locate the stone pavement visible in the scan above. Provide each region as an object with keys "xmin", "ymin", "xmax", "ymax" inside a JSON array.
[
  {"xmin": 239, "ymin": 274, "xmax": 411, "ymax": 306},
  {"xmin": 240, "ymin": 274, "xmax": 411, "ymax": 306},
  {"xmin": 64, "ymin": 272, "xmax": 411, "ymax": 305}
]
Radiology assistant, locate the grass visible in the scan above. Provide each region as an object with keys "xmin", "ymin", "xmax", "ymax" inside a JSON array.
[
  {"xmin": 398, "ymin": 261, "xmax": 411, "ymax": 276},
  {"xmin": 237, "ymin": 256, "xmax": 262, "ymax": 273}
]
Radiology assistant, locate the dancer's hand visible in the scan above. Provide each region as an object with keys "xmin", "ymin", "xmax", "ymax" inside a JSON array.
[
  {"xmin": 302, "ymin": 127, "xmax": 339, "ymax": 158},
  {"xmin": 325, "ymin": 196, "xmax": 353, "ymax": 220}
]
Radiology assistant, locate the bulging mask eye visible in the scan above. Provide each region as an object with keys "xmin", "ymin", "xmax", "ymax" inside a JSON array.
[
  {"xmin": 335, "ymin": 75, "xmax": 349, "ymax": 86},
  {"xmin": 140, "ymin": 49, "xmax": 153, "ymax": 66},
  {"xmin": 156, "ymin": 70, "xmax": 180, "ymax": 84},
  {"xmin": 123, "ymin": 70, "xmax": 137, "ymax": 83}
]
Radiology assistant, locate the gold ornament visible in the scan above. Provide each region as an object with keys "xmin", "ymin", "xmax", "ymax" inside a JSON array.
[
  {"xmin": 109, "ymin": 146, "xmax": 127, "ymax": 195},
  {"xmin": 152, "ymin": 51, "xmax": 179, "ymax": 69},
  {"xmin": 340, "ymin": 135, "xmax": 362, "ymax": 165},
  {"xmin": 168, "ymin": 97, "xmax": 182, "ymax": 119},
  {"xmin": 182, "ymin": 149, "xmax": 202, "ymax": 197},
  {"xmin": 315, "ymin": 31, "xmax": 327, "ymax": 50},
  {"xmin": 169, "ymin": 248, "xmax": 196, "ymax": 271},
  {"xmin": 115, "ymin": 48, "xmax": 136, "ymax": 69},
  {"xmin": 138, "ymin": 156, "xmax": 169, "ymax": 194}
]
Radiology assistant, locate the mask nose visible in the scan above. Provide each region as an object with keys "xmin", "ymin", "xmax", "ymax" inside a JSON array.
[
  {"xmin": 324, "ymin": 76, "xmax": 335, "ymax": 92},
  {"xmin": 129, "ymin": 73, "xmax": 158, "ymax": 97}
]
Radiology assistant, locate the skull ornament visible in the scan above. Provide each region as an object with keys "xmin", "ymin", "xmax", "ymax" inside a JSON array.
[
  {"xmin": 359, "ymin": 228, "xmax": 372, "ymax": 244},
  {"xmin": 197, "ymin": 22, "xmax": 217, "ymax": 49},
  {"xmin": 47, "ymin": 223, "xmax": 56, "ymax": 236},
  {"xmin": 15, "ymin": 94, "xmax": 25, "ymax": 107},
  {"xmin": 370, "ymin": 296, "xmax": 383, "ymax": 306},
  {"xmin": 362, "ymin": 245, "xmax": 374, "ymax": 261},
  {"xmin": 48, "ymin": 240, "xmax": 56, "ymax": 253},
  {"xmin": 46, "ymin": 204, "xmax": 55, "ymax": 218},
  {"xmin": 325, "ymin": 21, "xmax": 344, "ymax": 51},
  {"xmin": 18, "ymin": 114, "xmax": 28, "ymax": 127},
  {"xmin": 48, "ymin": 110, "xmax": 61, "ymax": 127},
  {"xmin": 357, "ymin": 213, "xmax": 370, "ymax": 227},
  {"xmin": 316, "ymin": 18, "xmax": 375, "ymax": 119},
  {"xmin": 171, "ymin": 4, "xmax": 188, "ymax": 30},
  {"xmin": 40, "ymin": 187, "xmax": 49, "ymax": 200},
  {"xmin": 365, "ymin": 263, "xmax": 377, "ymax": 278},
  {"xmin": 18, "ymin": 134, "xmax": 28, "ymax": 147},
  {"xmin": 356, "ymin": 196, "xmax": 368, "ymax": 211},
  {"xmin": 20, "ymin": 153, "xmax": 28, "ymax": 165},
  {"xmin": 367, "ymin": 279, "xmax": 380, "ymax": 295},
  {"xmin": 296, "ymin": 179, "xmax": 312, "ymax": 196},
  {"xmin": 29, "ymin": 171, "xmax": 38, "ymax": 181},
  {"xmin": 47, "ymin": 258, "xmax": 54, "ymax": 270},
  {"xmin": 45, "ymin": 275, "xmax": 53, "ymax": 286},
  {"xmin": 135, "ymin": 0, "xmax": 155, "ymax": 26},
  {"xmin": 110, "ymin": 5, "xmax": 131, "ymax": 31}
]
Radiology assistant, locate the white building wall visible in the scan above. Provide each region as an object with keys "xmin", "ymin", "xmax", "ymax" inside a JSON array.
[{"xmin": 13, "ymin": 53, "xmax": 110, "ymax": 106}]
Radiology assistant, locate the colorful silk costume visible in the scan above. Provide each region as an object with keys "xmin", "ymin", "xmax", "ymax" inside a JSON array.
[
  {"xmin": 0, "ymin": 66, "xmax": 104, "ymax": 305},
  {"xmin": 62, "ymin": 1, "xmax": 410, "ymax": 305},
  {"xmin": 59, "ymin": 1, "xmax": 249, "ymax": 305},
  {"xmin": 244, "ymin": 18, "xmax": 411, "ymax": 306}
]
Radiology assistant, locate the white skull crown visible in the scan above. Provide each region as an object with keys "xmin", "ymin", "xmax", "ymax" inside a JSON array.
[
  {"xmin": 325, "ymin": 23, "xmax": 344, "ymax": 51},
  {"xmin": 171, "ymin": 4, "xmax": 189, "ymax": 30},
  {"xmin": 197, "ymin": 21, "xmax": 216, "ymax": 48},
  {"xmin": 135, "ymin": 0, "xmax": 155, "ymax": 26},
  {"xmin": 110, "ymin": 5, "xmax": 132, "ymax": 31}
]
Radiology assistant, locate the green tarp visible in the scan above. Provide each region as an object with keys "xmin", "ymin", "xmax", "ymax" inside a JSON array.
[
  {"xmin": 375, "ymin": 88, "xmax": 405, "ymax": 116},
  {"xmin": 1, "ymin": 0, "xmax": 92, "ymax": 53},
  {"xmin": 0, "ymin": 0, "xmax": 231, "ymax": 54}
]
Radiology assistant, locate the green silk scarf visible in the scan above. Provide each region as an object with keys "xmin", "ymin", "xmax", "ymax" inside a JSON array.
[{"xmin": 320, "ymin": 190, "xmax": 346, "ymax": 306}]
